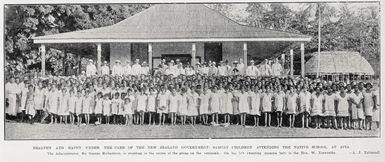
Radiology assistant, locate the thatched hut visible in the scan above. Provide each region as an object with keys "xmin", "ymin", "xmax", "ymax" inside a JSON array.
[{"xmin": 305, "ymin": 51, "xmax": 375, "ymax": 80}]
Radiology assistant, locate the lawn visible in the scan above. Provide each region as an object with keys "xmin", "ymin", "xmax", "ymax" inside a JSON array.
[{"xmin": 4, "ymin": 122, "xmax": 379, "ymax": 140}]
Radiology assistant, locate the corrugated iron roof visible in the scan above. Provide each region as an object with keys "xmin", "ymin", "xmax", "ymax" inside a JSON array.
[{"xmin": 33, "ymin": 4, "xmax": 311, "ymax": 43}]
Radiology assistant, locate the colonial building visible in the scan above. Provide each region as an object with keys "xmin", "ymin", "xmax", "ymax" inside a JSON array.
[{"xmin": 33, "ymin": 4, "xmax": 311, "ymax": 76}]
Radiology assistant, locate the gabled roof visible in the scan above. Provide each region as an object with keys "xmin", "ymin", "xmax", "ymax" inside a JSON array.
[
  {"xmin": 305, "ymin": 51, "xmax": 374, "ymax": 75},
  {"xmin": 33, "ymin": 4, "xmax": 311, "ymax": 44}
]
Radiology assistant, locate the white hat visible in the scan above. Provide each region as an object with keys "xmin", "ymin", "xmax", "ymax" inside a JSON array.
[
  {"xmin": 104, "ymin": 61, "xmax": 108, "ymax": 64},
  {"xmin": 135, "ymin": 59, "xmax": 140, "ymax": 62},
  {"xmin": 170, "ymin": 60, "xmax": 174, "ymax": 63},
  {"xmin": 233, "ymin": 61, "xmax": 239, "ymax": 64},
  {"xmin": 250, "ymin": 60, "xmax": 255, "ymax": 62},
  {"xmin": 89, "ymin": 59, "xmax": 93, "ymax": 62}
]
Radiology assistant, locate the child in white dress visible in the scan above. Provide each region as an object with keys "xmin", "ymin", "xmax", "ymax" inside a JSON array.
[
  {"xmin": 324, "ymin": 87, "xmax": 337, "ymax": 129},
  {"xmin": 58, "ymin": 88, "xmax": 69, "ymax": 124},
  {"xmin": 188, "ymin": 88, "xmax": 199, "ymax": 125},
  {"xmin": 25, "ymin": 85, "xmax": 35, "ymax": 124},
  {"xmin": 179, "ymin": 88, "xmax": 188, "ymax": 125},
  {"xmin": 311, "ymin": 87, "xmax": 325, "ymax": 129},
  {"xmin": 123, "ymin": 97, "xmax": 133, "ymax": 126},
  {"xmin": 210, "ymin": 86, "xmax": 220, "ymax": 124},
  {"xmin": 199, "ymin": 87, "xmax": 210, "ymax": 125},
  {"xmin": 350, "ymin": 85, "xmax": 364, "ymax": 129},
  {"xmin": 102, "ymin": 94, "xmax": 112, "ymax": 124},
  {"xmin": 68, "ymin": 89, "xmax": 77, "ymax": 125},
  {"xmin": 169, "ymin": 88, "xmax": 179, "ymax": 126},
  {"xmin": 221, "ymin": 87, "xmax": 234, "ymax": 124},
  {"xmin": 136, "ymin": 88, "xmax": 147, "ymax": 125},
  {"xmin": 94, "ymin": 92, "xmax": 103, "ymax": 125},
  {"xmin": 111, "ymin": 93, "xmax": 120, "ymax": 124},
  {"xmin": 157, "ymin": 88, "xmax": 168, "ymax": 125},
  {"xmin": 273, "ymin": 85, "xmax": 285, "ymax": 127},
  {"xmin": 336, "ymin": 86, "xmax": 349, "ymax": 129},
  {"xmin": 82, "ymin": 90, "xmax": 93, "ymax": 125},
  {"xmin": 286, "ymin": 86, "xmax": 298, "ymax": 128},
  {"xmin": 262, "ymin": 86, "xmax": 273, "ymax": 127},
  {"xmin": 75, "ymin": 90, "xmax": 84, "ymax": 126},
  {"xmin": 147, "ymin": 88, "xmax": 157, "ymax": 125},
  {"xmin": 238, "ymin": 86, "xmax": 249, "ymax": 126},
  {"xmin": 298, "ymin": 86, "xmax": 311, "ymax": 128}
]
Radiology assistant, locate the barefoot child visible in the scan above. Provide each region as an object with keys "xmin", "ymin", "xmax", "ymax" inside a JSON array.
[
  {"xmin": 273, "ymin": 85, "xmax": 285, "ymax": 127},
  {"xmin": 147, "ymin": 88, "xmax": 157, "ymax": 125},
  {"xmin": 324, "ymin": 86, "xmax": 337, "ymax": 129},
  {"xmin": 262, "ymin": 85, "xmax": 273, "ymax": 127},
  {"xmin": 75, "ymin": 90, "xmax": 84, "ymax": 125},
  {"xmin": 310, "ymin": 87, "xmax": 324, "ymax": 129},
  {"xmin": 209, "ymin": 86, "xmax": 220, "ymax": 124},
  {"xmin": 58, "ymin": 88, "xmax": 69, "ymax": 124},
  {"xmin": 286, "ymin": 86, "xmax": 298, "ymax": 128},
  {"xmin": 68, "ymin": 89, "xmax": 77, "ymax": 125},
  {"xmin": 336, "ymin": 86, "xmax": 349, "ymax": 129},
  {"xmin": 123, "ymin": 97, "xmax": 133, "ymax": 126},
  {"xmin": 94, "ymin": 92, "xmax": 103, "ymax": 125},
  {"xmin": 179, "ymin": 88, "xmax": 188, "ymax": 125},
  {"xmin": 25, "ymin": 85, "xmax": 36, "ymax": 124},
  {"xmin": 157, "ymin": 88, "xmax": 168, "ymax": 125},
  {"xmin": 111, "ymin": 92, "xmax": 120, "ymax": 124},
  {"xmin": 102, "ymin": 94, "xmax": 112, "ymax": 124},
  {"xmin": 298, "ymin": 86, "xmax": 311, "ymax": 128}
]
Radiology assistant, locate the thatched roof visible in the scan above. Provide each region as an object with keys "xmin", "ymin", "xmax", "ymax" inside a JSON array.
[{"xmin": 305, "ymin": 51, "xmax": 374, "ymax": 75}]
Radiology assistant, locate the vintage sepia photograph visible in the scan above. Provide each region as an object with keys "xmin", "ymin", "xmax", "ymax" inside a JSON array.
[{"xmin": 4, "ymin": 1, "xmax": 380, "ymax": 140}]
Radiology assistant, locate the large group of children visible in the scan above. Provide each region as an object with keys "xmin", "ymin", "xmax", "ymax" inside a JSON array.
[{"xmin": 5, "ymin": 71, "xmax": 380, "ymax": 130}]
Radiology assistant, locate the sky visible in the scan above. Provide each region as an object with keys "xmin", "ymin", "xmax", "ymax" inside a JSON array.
[{"xmin": 228, "ymin": 2, "xmax": 379, "ymax": 21}]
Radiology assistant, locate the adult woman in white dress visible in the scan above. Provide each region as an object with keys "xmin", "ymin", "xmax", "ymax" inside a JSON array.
[{"xmin": 5, "ymin": 77, "xmax": 19, "ymax": 117}]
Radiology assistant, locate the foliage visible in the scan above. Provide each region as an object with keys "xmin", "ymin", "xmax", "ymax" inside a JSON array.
[
  {"xmin": 5, "ymin": 4, "xmax": 151, "ymax": 75},
  {"xmin": 5, "ymin": 3, "xmax": 380, "ymax": 76}
]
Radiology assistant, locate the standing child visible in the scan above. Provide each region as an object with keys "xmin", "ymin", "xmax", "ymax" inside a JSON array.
[
  {"xmin": 75, "ymin": 90, "xmax": 84, "ymax": 126},
  {"xmin": 157, "ymin": 88, "xmax": 168, "ymax": 125},
  {"xmin": 147, "ymin": 88, "xmax": 157, "ymax": 125},
  {"xmin": 209, "ymin": 86, "xmax": 220, "ymax": 124},
  {"xmin": 34, "ymin": 81, "xmax": 46, "ymax": 122},
  {"xmin": 58, "ymin": 88, "xmax": 69, "ymax": 124},
  {"xmin": 168, "ymin": 88, "xmax": 179, "ymax": 126},
  {"xmin": 111, "ymin": 92, "xmax": 120, "ymax": 124},
  {"xmin": 286, "ymin": 86, "xmax": 298, "ymax": 128},
  {"xmin": 47, "ymin": 84, "xmax": 60, "ymax": 124},
  {"xmin": 123, "ymin": 97, "xmax": 133, "ymax": 126},
  {"xmin": 221, "ymin": 86, "xmax": 234, "ymax": 125},
  {"xmin": 311, "ymin": 87, "xmax": 325, "ymax": 129},
  {"xmin": 25, "ymin": 85, "xmax": 36, "ymax": 124},
  {"xmin": 298, "ymin": 86, "xmax": 311, "ymax": 128},
  {"xmin": 102, "ymin": 94, "xmax": 112, "ymax": 124},
  {"xmin": 336, "ymin": 86, "xmax": 349, "ymax": 129},
  {"xmin": 94, "ymin": 92, "xmax": 103, "ymax": 125},
  {"xmin": 136, "ymin": 88, "xmax": 147, "ymax": 125},
  {"xmin": 188, "ymin": 87, "xmax": 199, "ymax": 125},
  {"xmin": 324, "ymin": 86, "xmax": 337, "ymax": 129},
  {"xmin": 179, "ymin": 88, "xmax": 188, "ymax": 125},
  {"xmin": 82, "ymin": 90, "xmax": 93, "ymax": 125},
  {"xmin": 199, "ymin": 86, "xmax": 210, "ymax": 125},
  {"xmin": 238, "ymin": 86, "xmax": 249, "ymax": 126},
  {"xmin": 261, "ymin": 86, "xmax": 273, "ymax": 127},
  {"xmin": 350, "ymin": 85, "xmax": 364, "ymax": 129},
  {"xmin": 362, "ymin": 83, "xmax": 375, "ymax": 130},
  {"xmin": 273, "ymin": 85, "xmax": 285, "ymax": 127},
  {"xmin": 68, "ymin": 89, "xmax": 77, "ymax": 125}
]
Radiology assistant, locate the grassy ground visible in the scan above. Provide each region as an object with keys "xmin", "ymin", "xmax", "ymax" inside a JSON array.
[{"xmin": 5, "ymin": 121, "xmax": 379, "ymax": 140}]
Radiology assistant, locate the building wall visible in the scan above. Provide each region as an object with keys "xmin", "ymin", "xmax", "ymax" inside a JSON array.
[
  {"xmin": 109, "ymin": 42, "xmax": 244, "ymax": 67},
  {"xmin": 222, "ymin": 42, "xmax": 243, "ymax": 64},
  {"xmin": 110, "ymin": 43, "xmax": 131, "ymax": 67}
]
